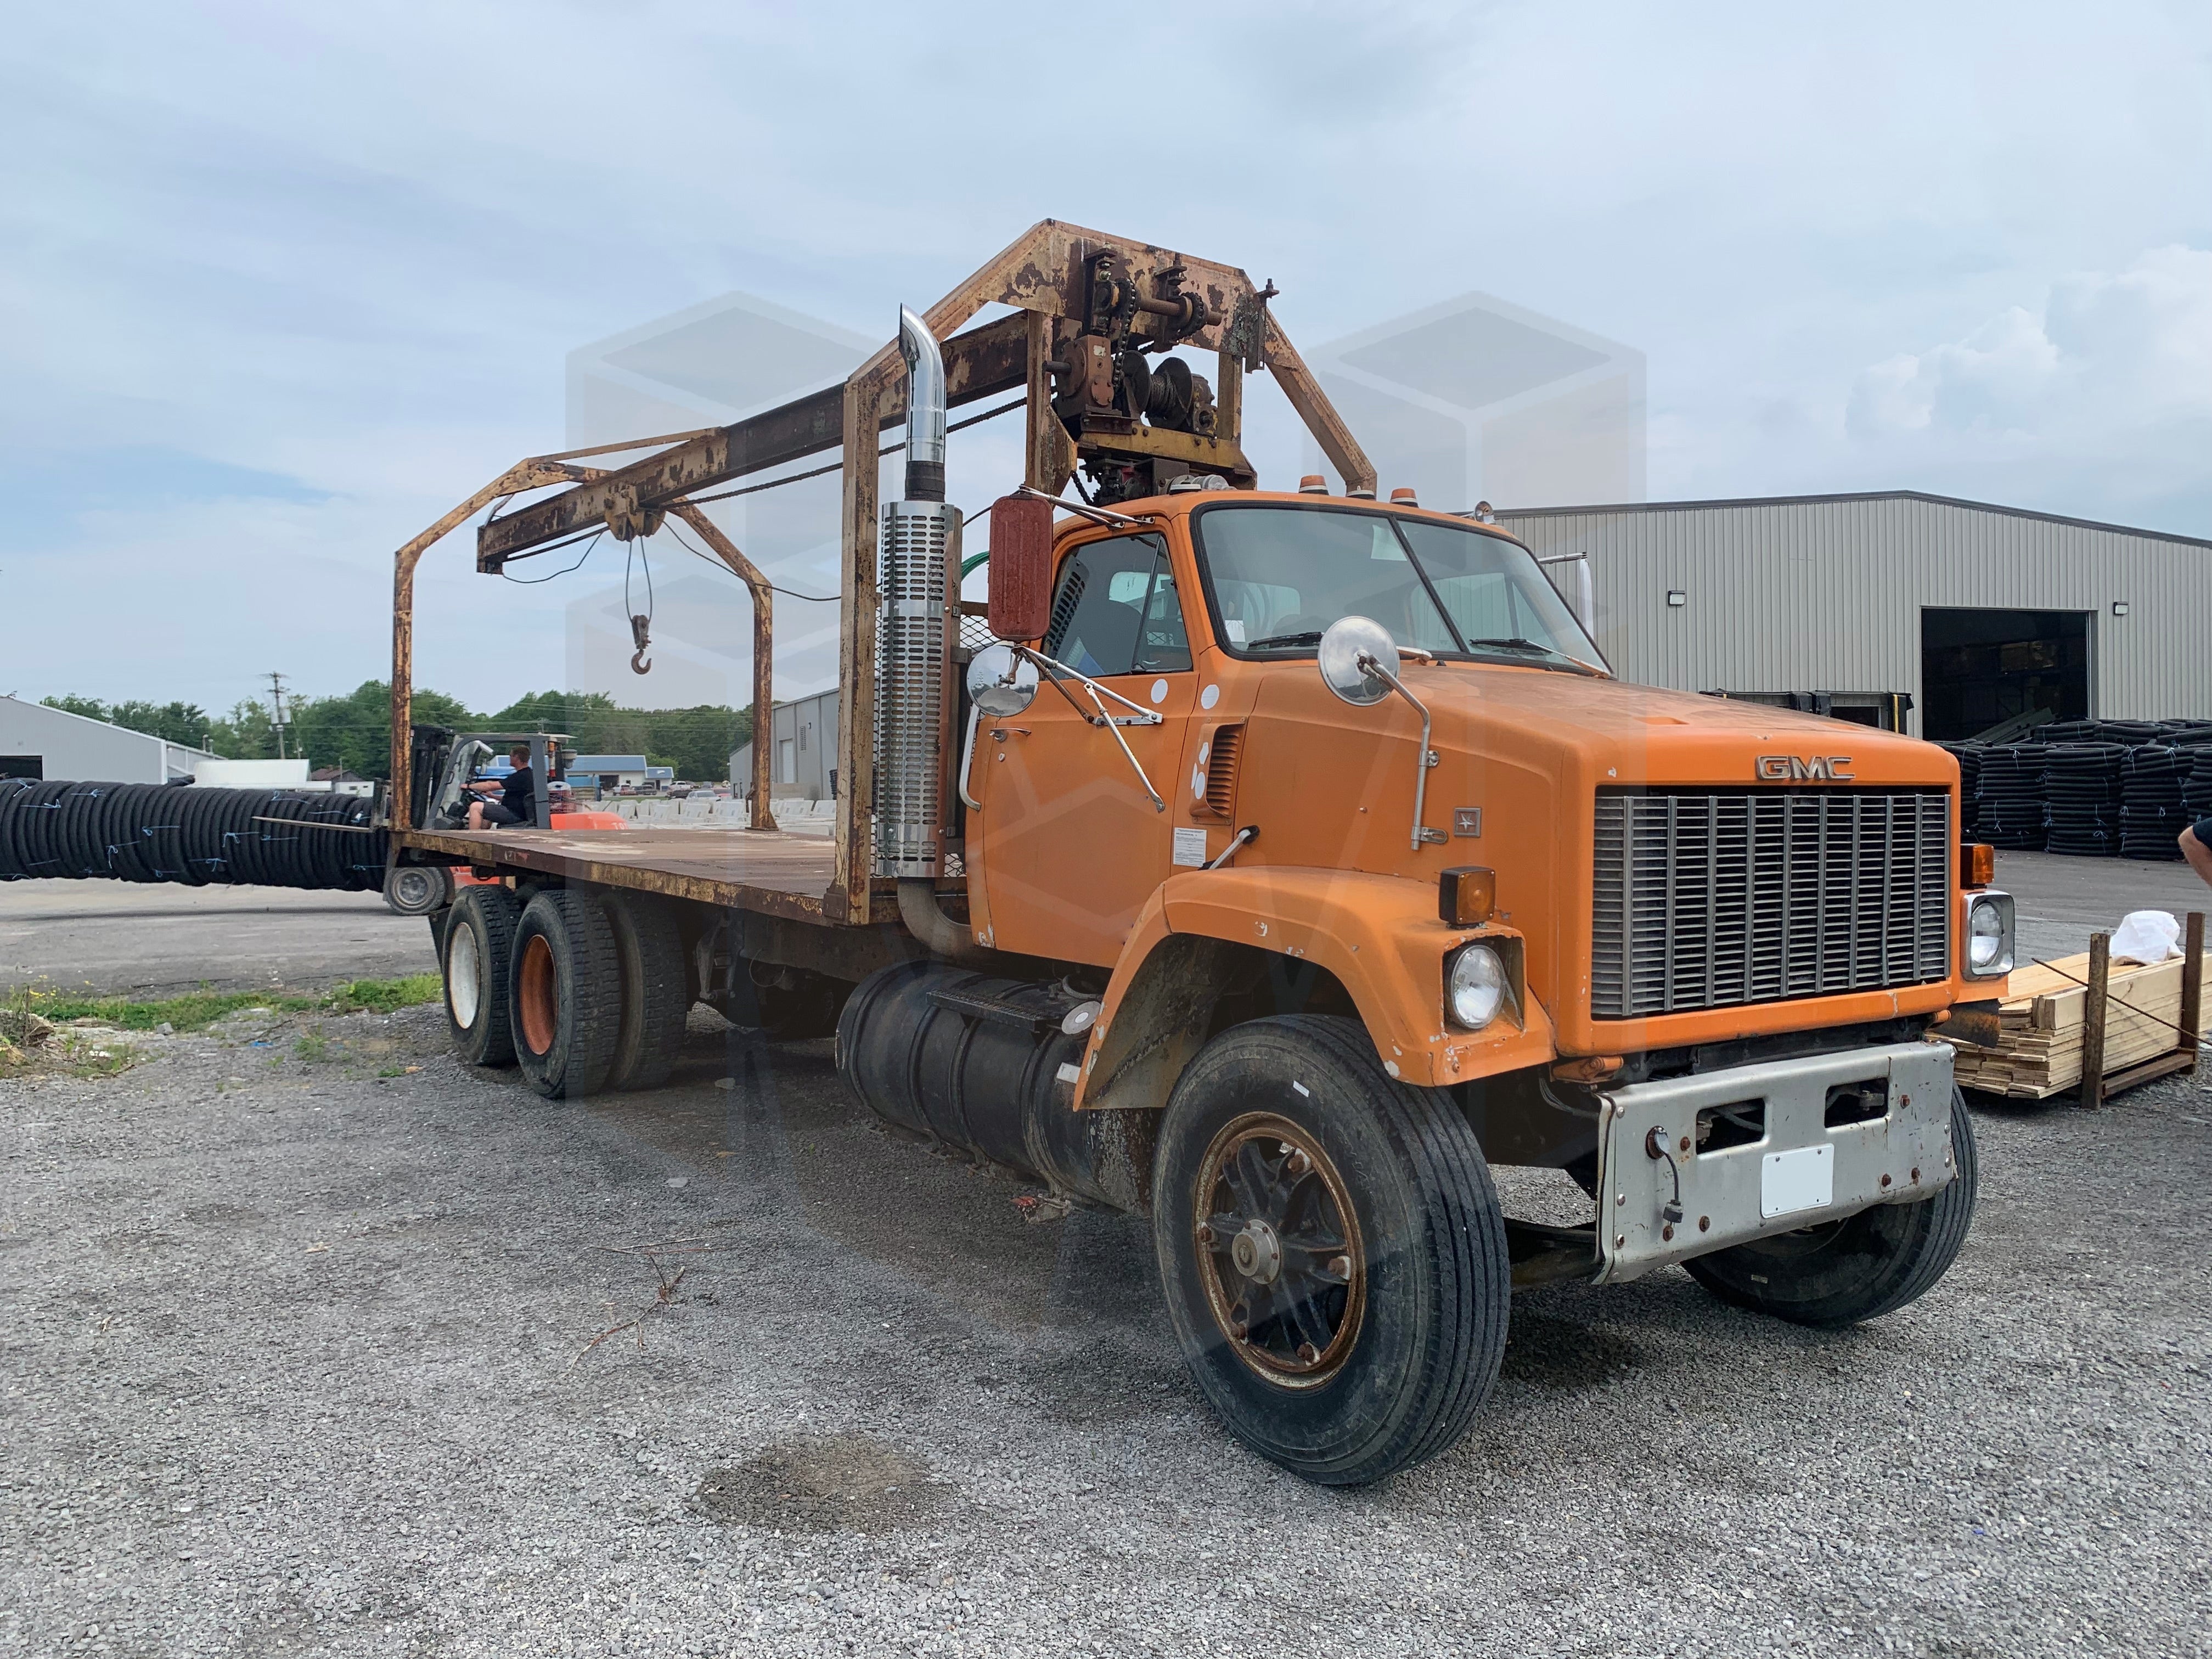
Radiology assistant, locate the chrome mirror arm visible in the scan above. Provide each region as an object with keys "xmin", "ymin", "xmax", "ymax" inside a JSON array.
[
  {"xmin": 956, "ymin": 704, "xmax": 984, "ymax": 813},
  {"xmin": 1356, "ymin": 650, "xmax": 1441, "ymax": 850},
  {"xmin": 1010, "ymin": 484, "xmax": 1156, "ymax": 531},
  {"xmin": 1013, "ymin": 645, "xmax": 1168, "ymax": 813},
  {"xmin": 1015, "ymin": 646, "xmax": 1165, "ymax": 726}
]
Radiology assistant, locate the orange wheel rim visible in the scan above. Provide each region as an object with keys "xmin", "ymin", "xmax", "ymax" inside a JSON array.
[
  {"xmin": 1192, "ymin": 1112, "xmax": 1366, "ymax": 1389},
  {"xmin": 517, "ymin": 933, "xmax": 557, "ymax": 1055}
]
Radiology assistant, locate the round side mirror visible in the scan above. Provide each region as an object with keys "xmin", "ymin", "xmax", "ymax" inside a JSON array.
[
  {"xmin": 1316, "ymin": 616, "xmax": 1399, "ymax": 707},
  {"xmin": 967, "ymin": 644, "xmax": 1039, "ymax": 717}
]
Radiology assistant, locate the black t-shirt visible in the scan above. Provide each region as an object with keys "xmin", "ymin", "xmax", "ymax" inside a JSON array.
[{"xmin": 500, "ymin": 765, "xmax": 535, "ymax": 823}]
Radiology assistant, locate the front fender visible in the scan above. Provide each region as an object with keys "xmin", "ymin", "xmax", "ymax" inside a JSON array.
[{"xmin": 1073, "ymin": 867, "xmax": 1557, "ymax": 1106}]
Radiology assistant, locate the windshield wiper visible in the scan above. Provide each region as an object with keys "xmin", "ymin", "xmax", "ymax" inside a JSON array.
[
  {"xmin": 1461, "ymin": 636, "xmax": 1603, "ymax": 676},
  {"xmin": 1462, "ymin": 636, "xmax": 1563, "ymax": 656},
  {"xmin": 1243, "ymin": 629, "xmax": 1325, "ymax": 650}
]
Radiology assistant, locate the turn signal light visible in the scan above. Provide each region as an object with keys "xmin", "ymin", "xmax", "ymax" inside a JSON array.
[
  {"xmin": 1959, "ymin": 842, "xmax": 1994, "ymax": 888},
  {"xmin": 1439, "ymin": 865, "xmax": 1495, "ymax": 926}
]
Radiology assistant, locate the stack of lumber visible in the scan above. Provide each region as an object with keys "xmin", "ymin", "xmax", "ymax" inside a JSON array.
[{"xmin": 1945, "ymin": 950, "xmax": 2206, "ymax": 1099}]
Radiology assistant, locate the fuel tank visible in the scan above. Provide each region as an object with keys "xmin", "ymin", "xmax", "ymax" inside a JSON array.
[{"xmin": 834, "ymin": 962, "xmax": 1154, "ymax": 1212}]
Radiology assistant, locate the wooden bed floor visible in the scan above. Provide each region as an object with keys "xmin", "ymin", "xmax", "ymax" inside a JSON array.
[{"xmin": 395, "ymin": 825, "xmax": 857, "ymax": 920}]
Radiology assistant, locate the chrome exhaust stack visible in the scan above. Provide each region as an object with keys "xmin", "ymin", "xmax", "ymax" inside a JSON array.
[{"xmin": 874, "ymin": 306, "xmax": 960, "ymax": 884}]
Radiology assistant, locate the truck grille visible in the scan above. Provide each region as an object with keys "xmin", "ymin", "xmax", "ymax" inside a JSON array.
[{"xmin": 1591, "ymin": 789, "xmax": 1951, "ymax": 1019}]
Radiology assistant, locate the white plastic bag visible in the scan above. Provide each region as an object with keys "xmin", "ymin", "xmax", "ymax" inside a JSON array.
[{"xmin": 2110, "ymin": 909, "xmax": 2181, "ymax": 965}]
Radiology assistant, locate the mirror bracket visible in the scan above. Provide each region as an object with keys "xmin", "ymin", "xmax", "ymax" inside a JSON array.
[{"xmin": 1317, "ymin": 616, "xmax": 1440, "ymax": 851}]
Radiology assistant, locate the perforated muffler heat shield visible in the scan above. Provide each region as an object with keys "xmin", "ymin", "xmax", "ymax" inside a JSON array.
[{"xmin": 873, "ymin": 499, "xmax": 959, "ymax": 877}]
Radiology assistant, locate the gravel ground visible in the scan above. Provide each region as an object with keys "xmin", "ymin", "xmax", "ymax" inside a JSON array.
[{"xmin": 5, "ymin": 1001, "xmax": 2210, "ymax": 1657}]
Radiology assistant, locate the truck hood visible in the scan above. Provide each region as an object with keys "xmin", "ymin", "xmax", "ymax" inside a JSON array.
[
  {"xmin": 1230, "ymin": 662, "xmax": 1961, "ymax": 1030},
  {"xmin": 1248, "ymin": 661, "xmax": 1954, "ymax": 803}
]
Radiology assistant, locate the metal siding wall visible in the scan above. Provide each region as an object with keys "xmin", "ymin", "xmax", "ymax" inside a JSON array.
[
  {"xmin": 1502, "ymin": 499, "xmax": 2212, "ymax": 732},
  {"xmin": 0, "ymin": 699, "xmax": 171, "ymax": 782}
]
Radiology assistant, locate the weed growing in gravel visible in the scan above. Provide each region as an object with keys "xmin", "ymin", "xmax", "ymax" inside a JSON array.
[
  {"xmin": 294, "ymin": 1032, "xmax": 330, "ymax": 1065},
  {"xmin": 1, "ymin": 986, "xmax": 143, "ymax": 1078},
  {"xmin": 6, "ymin": 974, "xmax": 442, "ymax": 1033},
  {"xmin": 58, "ymin": 1034, "xmax": 142, "ymax": 1078}
]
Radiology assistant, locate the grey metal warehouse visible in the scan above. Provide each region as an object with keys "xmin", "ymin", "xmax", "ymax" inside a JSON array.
[
  {"xmin": 0, "ymin": 696, "xmax": 214, "ymax": 783},
  {"xmin": 729, "ymin": 688, "xmax": 839, "ymax": 804},
  {"xmin": 1502, "ymin": 491, "xmax": 2212, "ymax": 741}
]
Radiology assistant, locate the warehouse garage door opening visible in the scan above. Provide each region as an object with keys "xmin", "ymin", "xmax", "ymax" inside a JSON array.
[{"xmin": 1920, "ymin": 608, "xmax": 2091, "ymax": 741}]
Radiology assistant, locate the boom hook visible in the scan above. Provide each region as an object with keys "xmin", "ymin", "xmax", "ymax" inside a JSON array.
[{"xmin": 629, "ymin": 612, "xmax": 652, "ymax": 675}]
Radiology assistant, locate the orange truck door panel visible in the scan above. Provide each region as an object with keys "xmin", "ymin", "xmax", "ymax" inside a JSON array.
[{"xmin": 975, "ymin": 531, "xmax": 1197, "ymax": 965}]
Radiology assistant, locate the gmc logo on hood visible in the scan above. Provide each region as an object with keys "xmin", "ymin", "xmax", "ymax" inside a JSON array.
[{"xmin": 1757, "ymin": 755, "xmax": 1854, "ymax": 781}]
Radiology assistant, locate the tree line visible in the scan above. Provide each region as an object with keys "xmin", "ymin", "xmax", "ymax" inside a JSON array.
[{"xmin": 42, "ymin": 684, "xmax": 755, "ymax": 785}]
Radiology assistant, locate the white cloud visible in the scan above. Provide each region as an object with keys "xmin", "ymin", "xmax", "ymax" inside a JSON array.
[{"xmin": 1849, "ymin": 246, "xmax": 2212, "ymax": 441}]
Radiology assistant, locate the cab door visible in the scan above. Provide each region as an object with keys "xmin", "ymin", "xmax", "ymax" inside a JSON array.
[{"xmin": 972, "ymin": 530, "xmax": 1197, "ymax": 966}]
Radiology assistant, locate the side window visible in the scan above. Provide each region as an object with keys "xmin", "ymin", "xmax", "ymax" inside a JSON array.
[
  {"xmin": 1137, "ymin": 566, "xmax": 1191, "ymax": 673},
  {"xmin": 1043, "ymin": 534, "xmax": 1190, "ymax": 677}
]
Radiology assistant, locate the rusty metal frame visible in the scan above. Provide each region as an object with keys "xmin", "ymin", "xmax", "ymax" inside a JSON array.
[
  {"xmin": 399, "ymin": 221, "xmax": 1374, "ymax": 925},
  {"xmin": 667, "ymin": 502, "xmax": 776, "ymax": 831},
  {"xmin": 389, "ymin": 448, "xmax": 617, "ymax": 831}
]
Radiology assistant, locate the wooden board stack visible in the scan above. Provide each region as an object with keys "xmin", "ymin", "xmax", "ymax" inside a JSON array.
[{"xmin": 1945, "ymin": 950, "xmax": 2208, "ymax": 1099}]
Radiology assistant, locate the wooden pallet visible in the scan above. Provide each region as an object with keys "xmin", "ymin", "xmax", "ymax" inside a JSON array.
[{"xmin": 1945, "ymin": 913, "xmax": 2205, "ymax": 1105}]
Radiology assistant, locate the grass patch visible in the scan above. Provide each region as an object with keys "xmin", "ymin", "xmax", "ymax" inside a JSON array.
[
  {"xmin": 12, "ymin": 974, "xmax": 443, "ymax": 1034},
  {"xmin": 327, "ymin": 974, "xmax": 443, "ymax": 1015}
]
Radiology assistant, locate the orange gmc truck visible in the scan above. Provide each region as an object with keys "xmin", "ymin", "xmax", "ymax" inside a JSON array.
[{"xmin": 385, "ymin": 222, "xmax": 2010, "ymax": 1486}]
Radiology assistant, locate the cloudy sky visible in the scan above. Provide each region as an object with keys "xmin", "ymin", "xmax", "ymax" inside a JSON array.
[{"xmin": 3, "ymin": 1, "xmax": 2206, "ymax": 717}]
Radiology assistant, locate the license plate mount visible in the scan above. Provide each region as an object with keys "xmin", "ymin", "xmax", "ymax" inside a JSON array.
[{"xmin": 1760, "ymin": 1143, "xmax": 1835, "ymax": 1219}]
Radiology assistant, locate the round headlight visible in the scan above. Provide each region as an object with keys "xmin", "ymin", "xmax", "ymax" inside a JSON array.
[
  {"xmin": 1967, "ymin": 898, "xmax": 2007, "ymax": 972},
  {"xmin": 1448, "ymin": 944, "xmax": 1508, "ymax": 1030}
]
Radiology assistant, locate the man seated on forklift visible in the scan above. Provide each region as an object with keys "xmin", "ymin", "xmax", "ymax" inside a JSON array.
[{"xmin": 464, "ymin": 745, "xmax": 537, "ymax": 830}]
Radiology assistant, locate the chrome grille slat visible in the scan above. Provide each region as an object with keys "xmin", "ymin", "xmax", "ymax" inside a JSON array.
[{"xmin": 1591, "ymin": 788, "xmax": 1951, "ymax": 1019}]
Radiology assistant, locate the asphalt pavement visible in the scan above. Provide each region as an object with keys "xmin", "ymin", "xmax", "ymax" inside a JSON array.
[{"xmin": 0, "ymin": 884, "xmax": 438, "ymax": 998}]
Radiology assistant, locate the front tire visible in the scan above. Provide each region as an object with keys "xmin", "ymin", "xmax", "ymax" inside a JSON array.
[
  {"xmin": 1683, "ymin": 1086, "xmax": 1978, "ymax": 1327},
  {"xmin": 1151, "ymin": 1015, "xmax": 1510, "ymax": 1487}
]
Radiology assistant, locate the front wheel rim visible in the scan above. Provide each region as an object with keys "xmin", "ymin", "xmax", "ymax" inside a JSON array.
[{"xmin": 1192, "ymin": 1112, "xmax": 1366, "ymax": 1388}]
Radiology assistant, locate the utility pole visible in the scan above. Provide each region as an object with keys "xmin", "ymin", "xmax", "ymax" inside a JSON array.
[{"xmin": 266, "ymin": 672, "xmax": 290, "ymax": 761}]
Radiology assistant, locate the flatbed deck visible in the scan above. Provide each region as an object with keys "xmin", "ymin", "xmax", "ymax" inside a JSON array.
[{"xmin": 396, "ymin": 825, "xmax": 889, "ymax": 924}]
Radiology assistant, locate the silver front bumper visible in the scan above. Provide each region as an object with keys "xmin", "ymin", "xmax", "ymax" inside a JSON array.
[{"xmin": 1592, "ymin": 1041, "xmax": 1957, "ymax": 1284}]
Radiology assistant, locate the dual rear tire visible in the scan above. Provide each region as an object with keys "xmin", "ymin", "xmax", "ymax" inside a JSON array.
[
  {"xmin": 443, "ymin": 886, "xmax": 520, "ymax": 1068},
  {"xmin": 439, "ymin": 884, "xmax": 691, "ymax": 1098}
]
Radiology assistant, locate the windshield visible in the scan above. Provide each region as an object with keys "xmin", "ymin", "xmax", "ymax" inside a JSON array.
[{"xmin": 1191, "ymin": 504, "xmax": 1606, "ymax": 672}]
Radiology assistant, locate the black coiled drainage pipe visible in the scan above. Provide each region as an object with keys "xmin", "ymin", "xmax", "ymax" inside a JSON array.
[
  {"xmin": 0, "ymin": 778, "xmax": 387, "ymax": 891},
  {"xmin": 835, "ymin": 961, "xmax": 1153, "ymax": 1213}
]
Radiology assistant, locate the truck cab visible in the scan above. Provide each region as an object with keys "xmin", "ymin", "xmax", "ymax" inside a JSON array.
[{"xmin": 907, "ymin": 478, "xmax": 2004, "ymax": 1482}]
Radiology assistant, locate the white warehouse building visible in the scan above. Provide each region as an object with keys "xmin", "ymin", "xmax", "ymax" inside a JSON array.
[
  {"xmin": 1502, "ymin": 491, "xmax": 2212, "ymax": 741},
  {"xmin": 0, "ymin": 696, "xmax": 214, "ymax": 783}
]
